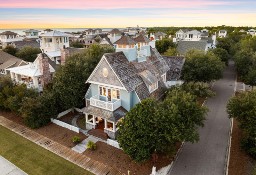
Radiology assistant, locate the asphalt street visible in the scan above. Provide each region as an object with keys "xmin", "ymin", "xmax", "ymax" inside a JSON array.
[{"xmin": 169, "ymin": 61, "xmax": 236, "ymax": 175}]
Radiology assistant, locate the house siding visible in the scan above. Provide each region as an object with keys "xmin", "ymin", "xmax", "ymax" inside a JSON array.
[
  {"xmin": 132, "ymin": 91, "xmax": 140, "ymax": 107},
  {"xmin": 120, "ymin": 90, "xmax": 132, "ymax": 111},
  {"xmin": 87, "ymin": 58, "xmax": 124, "ymax": 88},
  {"xmin": 116, "ymin": 48, "xmax": 137, "ymax": 62}
]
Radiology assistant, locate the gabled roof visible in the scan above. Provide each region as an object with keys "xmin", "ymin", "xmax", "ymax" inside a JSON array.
[
  {"xmin": 109, "ymin": 28, "xmax": 122, "ymax": 34},
  {"xmin": 40, "ymin": 30, "xmax": 71, "ymax": 37},
  {"xmin": 134, "ymin": 34, "xmax": 150, "ymax": 43},
  {"xmin": 0, "ymin": 31, "xmax": 18, "ymax": 36},
  {"xmin": 113, "ymin": 35, "xmax": 136, "ymax": 45},
  {"xmin": 139, "ymin": 70, "xmax": 158, "ymax": 85},
  {"xmin": 104, "ymin": 52, "xmax": 143, "ymax": 92},
  {"xmin": 177, "ymin": 41, "xmax": 208, "ymax": 55},
  {"xmin": 163, "ymin": 56, "xmax": 185, "ymax": 81},
  {"xmin": 13, "ymin": 39, "xmax": 40, "ymax": 50},
  {"xmin": 0, "ymin": 51, "xmax": 26, "ymax": 70}
]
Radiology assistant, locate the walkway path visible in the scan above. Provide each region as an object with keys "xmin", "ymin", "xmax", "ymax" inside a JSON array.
[
  {"xmin": 0, "ymin": 156, "xmax": 27, "ymax": 175},
  {"xmin": 0, "ymin": 116, "xmax": 121, "ymax": 175},
  {"xmin": 72, "ymin": 136, "xmax": 100, "ymax": 153},
  {"xmin": 169, "ymin": 61, "xmax": 236, "ymax": 175}
]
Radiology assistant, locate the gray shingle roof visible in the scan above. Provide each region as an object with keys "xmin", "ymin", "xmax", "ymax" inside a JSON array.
[
  {"xmin": 104, "ymin": 52, "xmax": 143, "ymax": 92},
  {"xmin": 163, "ymin": 56, "xmax": 185, "ymax": 81},
  {"xmin": 113, "ymin": 35, "xmax": 136, "ymax": 45},
  {"xmin": 83, "ymin": 106, "xmax": 127, "ymax": 122},
  {"xmin": 0, "ymin": 31, "xmax": 18, "ymax": 36},
  {"xmin": 134, "ymin": 34, "xmax": 150, "ymax": 43},
  {"xmin": 109, "ymin": 28, "xmax": 122, "ymax": 35},
  {"xmin": 0, "ymin": 51, "xmax": 25, "ymax": 70},
  {"xmin": 13, "ymin": 39, "xmax": 40, "ymax": 50},
  {"xmin": 177, "ymin": 41, "xmax": 207, "ymax": 55}
]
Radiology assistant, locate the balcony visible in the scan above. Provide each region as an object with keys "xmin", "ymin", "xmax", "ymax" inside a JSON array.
[{"xmin": 90, "ymin": 95, "xmax": 121, "ymax": 111}]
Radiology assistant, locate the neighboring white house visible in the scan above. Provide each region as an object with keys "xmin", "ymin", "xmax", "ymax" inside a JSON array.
[
  {"xmin": 7, "ymin": 53, "xmax": 58, "ymax": 92},
  {"xmin": 108, "ymin": 28, "xmax": 122, "ymax": 44},
  {"xmin": 40, "ymin": 30, "xmax": 71, "ymax": 64},
  {"xmin": 247, "ymin": 29, "xmax": 256, "ymax": 36},
  {"xmin": 218, "ymin": 30, "xmax": 227, "ymax": 38},
  {"xmin": 0, "ymin": 31, "xmax": 23, "ymax": 48},
  {"xmin": 24, "ymin": 29, "xmax": 40, "ymax": 39},
  {"xmin": 175, "ymin": 29, "xmax": 202, "ymax": 42}
]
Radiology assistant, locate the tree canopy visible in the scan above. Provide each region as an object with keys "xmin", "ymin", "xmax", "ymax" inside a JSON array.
[
  {"xmin": 117, "ymin": 89, "xmax": 207, "ymax": 162},
  {"xmin": 210, "ymin": 48, "xmax": 229, "ymax": 66},
  {"xmin": 181, "ymin": 50, "xmax": 225, "ymax": 82},
  {"xmin": 16, "ymin": 46, "xmax": 41, "ymax": 62},
  {"xmin": 3, "ymin": 45, "xmax": 18, "ymax": 56},
  {"xmin": 155, "ymin": 39, "xmax": 175, "ymax": 54}
]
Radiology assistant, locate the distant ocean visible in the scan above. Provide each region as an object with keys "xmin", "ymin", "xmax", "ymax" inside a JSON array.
[{"xmin": 0, "ymin": 28, "xmax": 120, "ymax": 35}]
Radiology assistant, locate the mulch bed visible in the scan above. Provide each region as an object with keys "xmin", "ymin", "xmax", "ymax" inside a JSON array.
[
  {"xmin": 0, "ymin": 111, "xmax": 87, "ymax": 148},
  {"xmin": 84, "ymin": 141, "xmax": 181, "ymax": 175},
  {"xmin": 77, "ymin": 115, "xmax": 86, "ymax": 130},
  {"xmin": 228, "ymin": 119, "xmax": 255, "ymax": 175},
  {"xmin": 58, "ymin": 111, "xmax": 78, "ymax": 125}
]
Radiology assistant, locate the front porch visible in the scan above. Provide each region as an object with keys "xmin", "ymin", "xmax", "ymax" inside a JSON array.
[{"xmin": 83, "ymin": 105, "xmax": 127, "ymax": 140}]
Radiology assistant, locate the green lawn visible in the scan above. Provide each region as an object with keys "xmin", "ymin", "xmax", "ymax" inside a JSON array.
[{"xmin": 0, "ymin": 125, "xmax": 93, "ymax": 175}]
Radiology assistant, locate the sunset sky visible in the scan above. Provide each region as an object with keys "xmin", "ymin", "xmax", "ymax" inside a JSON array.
[{"xmin": 1, "ymin": 0, "xmax": 256, "ymax": 28}]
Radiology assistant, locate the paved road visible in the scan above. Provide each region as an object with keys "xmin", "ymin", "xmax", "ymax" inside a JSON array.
[
  {"xmin": 170, "ymin": 61, "xmax": 236, "ymax": 175},
  {"xmin": 0, "ymin": 156, "xmax": 27, "ymax": 175}
]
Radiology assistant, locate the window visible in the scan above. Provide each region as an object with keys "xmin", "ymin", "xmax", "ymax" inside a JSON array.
[
  {"xmin": 87, "ymin": 114, "xmax": 94, "ymax": 124},
  {"xmin": 149, "ymin": 82, "xmax": 158, "ymax": 93},
  {"xmin": 112, "ymin": 89, "xmax": 120, "ymax": 99},
  {"xmin": 189, "ymin": 34, "xmax": 193, "ymax": 38},
  {"xmin": 106, "ymin": 121, "xmax": 114, "ymax": 131}
]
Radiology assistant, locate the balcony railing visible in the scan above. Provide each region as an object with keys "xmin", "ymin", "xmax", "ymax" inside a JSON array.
[{"xmin": 90, "ymin": 95, "xmax": 121, "ymax": 111}]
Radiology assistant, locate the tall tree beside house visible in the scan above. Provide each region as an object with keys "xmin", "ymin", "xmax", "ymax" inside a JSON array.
[
  {"xmin": 16, "ymin": 46, "xmax": 41, "ymax": 62},
  {"xmin": 70, "ymin": 41, "xmax": 84, "ymax": 48},
  {"xmin": 210, "ymin": 48, "xmax": 230, "ymax": 66},
  {"xmin": 2, "ymin": 45, "xmax": 18, "ymax": 56},
  {"xmin": 155, "ymin": 38, "xmax": 175, "ymax": 54},
  {"xmin": 52, "ymin": 44, "xmax": 114, "ymax": 112},
  {"xmin": 118, "ymin": 89, "xmax": 207, "ymax": 162},
  {"xmin": 181, "ymin": 50, "xmax": 225, "ymax": 82},
  {"xmin": 163, "ymin": 47, "xmax": 178, "ymax": 56},
  {"xmin": 227, "ymin": 90, "xmax": 256, "ymax": 157}
]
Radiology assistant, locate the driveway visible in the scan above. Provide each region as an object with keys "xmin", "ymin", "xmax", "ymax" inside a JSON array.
[
  {"xmin": 169, "ymin": 61, "xmax": 236, "ymax": 175},
  {"xmin": 0, "ymin": 156, "xmax": 27, "ymax": 175}
]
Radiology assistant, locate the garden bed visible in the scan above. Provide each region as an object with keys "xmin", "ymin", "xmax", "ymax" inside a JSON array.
[
  {"xmin": 0, "ymin": 111, "xmax": 87, "ymax": 148},
  {"xmin": 84, "ymin": 141, "xmax": 181, "ymax": 175},
  {"xmin": 228, "ymin": 119, "xmax": 255, "ymax": 175}
]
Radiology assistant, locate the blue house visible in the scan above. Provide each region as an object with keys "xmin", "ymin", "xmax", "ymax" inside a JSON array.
[{"xmin": 83, "ymin": 34, "xmax": 184, "ymax": 139}]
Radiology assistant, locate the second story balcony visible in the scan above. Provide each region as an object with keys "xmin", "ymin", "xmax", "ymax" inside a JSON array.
[{"xmin": 90, "ymin": 94, "xmax": 121, "ymax": 111}]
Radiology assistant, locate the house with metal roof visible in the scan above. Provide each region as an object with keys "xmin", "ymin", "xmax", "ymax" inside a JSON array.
[
  {"xmin": 0, "ymin": 31, "xmax": 23, "ymax": 48},
  {"xmin": 83, "ymin": 34, "xmax": 184, "ymax": 139}
]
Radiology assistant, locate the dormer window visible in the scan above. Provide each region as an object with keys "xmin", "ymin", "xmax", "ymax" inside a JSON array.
[{"xmin": 149, "ymin": 82, "xmax": 158, "ymax": 93}]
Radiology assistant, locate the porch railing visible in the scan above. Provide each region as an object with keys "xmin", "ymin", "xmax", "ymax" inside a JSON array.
[{"xmin": 90, "ymin": 95, "xmax": 121, "ymax": 111}]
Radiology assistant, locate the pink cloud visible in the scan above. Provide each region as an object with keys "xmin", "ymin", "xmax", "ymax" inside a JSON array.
[{"xmin": 0, "ymin": 0, "xmax": 236, "ymax": 9}]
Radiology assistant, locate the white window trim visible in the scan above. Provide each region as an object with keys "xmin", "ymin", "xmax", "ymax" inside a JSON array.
[
  {"xmin": 161, "ymin": 73, "xmax": 166, "ymax": 82},
  {"xmin": 148, "ymin": 81, "xmax": 158, "ymax": 93},
  {"xmin": 99, "ymin": 86, "xmax": 120, "ymax": 100}
]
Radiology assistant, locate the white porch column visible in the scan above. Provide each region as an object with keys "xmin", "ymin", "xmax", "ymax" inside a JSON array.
[
  {"xmin": 93, "ymin": 115, "xmax": 96, "ymax": 125},
  {"xmin": 15, "ymin": 74, "xmax": 19, "ymax": 82},
  {"xmin": 113, "ymin": 122, "xmax": 116, "ymax": 132},
  {"xmin": 85, "ymin": 114, "xmax": 88, "ymax": 123},
  {"xmin": 32, "ymin": 77, "xmax": 39, "ymax": 88},
  {"xmin": 104, "ymin": 119, "xmax": 107, "ymax": 129},
  {"xmin": 10, "ymin": 72, "xmax": 14, "ymax": 79}
]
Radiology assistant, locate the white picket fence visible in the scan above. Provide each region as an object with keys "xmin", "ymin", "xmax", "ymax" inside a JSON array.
[
  {"xmin": 51, "ymin": 118, "xmax": 80, "ymax": 133},
  {"xmin": 57, "ymin": 109, "xmax": 72, "ymax": 119}
]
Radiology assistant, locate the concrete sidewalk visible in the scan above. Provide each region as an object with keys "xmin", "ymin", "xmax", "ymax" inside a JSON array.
[{"xmin": 0, "ymin": 156, "xmax": 27, "ymax": 175}]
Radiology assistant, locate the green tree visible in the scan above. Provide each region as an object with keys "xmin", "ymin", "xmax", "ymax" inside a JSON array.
[
  {"xmin": 163, "ymin": 47, "xmax": 178, "ymax": 56},
  {"xmin": 155, "ymin": 39, "xmax": 175, "ymax": 54},
  {"xmin": 244, "ymin": 68, "xmax": 256, "ymax": 89},
  {"xmin": 118, "ymin": 89, "xmax": 207, "ymax": 162},
  {"xmin": 210, "ymin": 48, "xmax": 230, "ymax": 66},
  {"xmin": 3, "ymin": 45, "xmax": 18, "ymax": 56},
  {"xmin": 16, "ymin": 46, "xmax": 41, "ymax": 62},
  {"xmin": 227, "ymin": 90, "xmax": 256, "ymax": 157},
  {"xmin": 70, "ymin": 41, "xmax": 84, "ymax": 48},
  {"xmin": 180, "ymin": 81, "xmax": 215, "ymax": 98},
  {"xmin": 182, "ymin": 50, "xmax": 225, "ymax": 82},
  {"xmin": 52, "ymin": 44, "xmax": 114, "ymax": 111}
]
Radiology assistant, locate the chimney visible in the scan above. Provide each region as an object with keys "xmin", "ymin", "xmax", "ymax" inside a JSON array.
[
  {"xmin": 60, "ymin": 47, "xmax": 69, "ymax": 65},
  {"xmin": 38, "ymin": 53, "xmax": 51, "ymax": 87}
]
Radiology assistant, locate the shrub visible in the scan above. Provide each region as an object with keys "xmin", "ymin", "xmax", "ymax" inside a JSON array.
[
  {"xmin": 241, "ymin": 137, "xmax": 256, "ymax": 158},
  {"xmin": 72, "ymin": 136, "xmax": 81, "ymax": 144},
  {"xmin": 87, "ymin": 141, "xmax": 96, "ymax": 150}
]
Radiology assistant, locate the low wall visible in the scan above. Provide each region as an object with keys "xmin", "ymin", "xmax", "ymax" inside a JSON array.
[
  {"xmin": 107, "ymin": 139, "xmax": 121, "ymax": 149},
  {"xmin": 51, "ymin": 118, "xmax": 79, "ymax": 133},
  {"xmin": 57, "ymin": 109, "xmax": 72, "ymax": 119}
]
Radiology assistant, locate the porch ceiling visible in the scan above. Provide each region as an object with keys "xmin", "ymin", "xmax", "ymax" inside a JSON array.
[{"xmin": 83, "ymin": 105, "xmax": 127, "ymax": 122}]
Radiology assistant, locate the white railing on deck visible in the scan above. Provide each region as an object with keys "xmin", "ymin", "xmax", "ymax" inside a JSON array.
[{"xmin": 90, "ymin": 95, "xmax": 121, "ymax": 111}]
